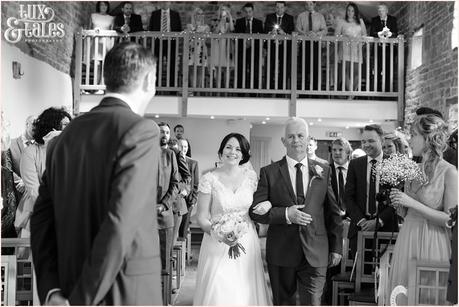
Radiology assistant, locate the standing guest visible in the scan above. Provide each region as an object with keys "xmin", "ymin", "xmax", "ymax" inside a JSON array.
[
  {"xmin": 388, "ymin": 114, "xmax": 457, "ymax": 305},
  {"xmin": 149, "ymin": 2, "xmax": 182, "ymax": 87},
  {"xmin": 174, "ymin": 124, "xmax": 192, "ymax": 157},
  {"xmin": 186, "ymin": 7, "xmax": 210, "ymax": 90},
  {"xmin": 168, "ymin": 138, "xmax": 191, "ymax": 246},
  {"xmin": 194, "ymin": 133, "xmax": 272, "ymax": 305},
  {"xmin": 296, "ymin": 1, "xmax": 327, "ymax": 90},
  {"xmin": 157, "ymin": 122, "xmax": 179, "ymax": 283},
  {"xmin": 344, "ymin": 124, "xmax": 398, "ymax": 257},
  {"xmin": 414, "ymin": 107, "xmax": 457, "ymax": 167},
  {"xmin": 15, "ymin": 107, "xmax": 71, "ymax": 247},
  {"xmin": 114, "ymin": 1, "xmax": 144, "ymax": 34},
  {"xmin": 307, "ymin": 136, "xmax": 329, "ymax": 164},
  {"xmin": 370, "ymin": 3, "xmax": 398, "ymax": 92},
  {"xmin": 178, "ymin": 138, "xmax": 199, "ymax": 240},
  {"xmin": 335, "ymin": 2, "xmax": 367, "ymax": 94},
  {"xmin": 250, "ymin": 118, "xmax": 342, "ymax": 305},
  {"xmin": 30, "ymin": 42, "xmax": 162, "ymax": 305},
  {"xmin": 382, "ymin": 133, "xmax": 404, "ymax": 156},
  {"xmin": 210, "ymin": 4, "xmax": 235, "ymax": 87},
  {"xmin": 89, "ymin": 1, "xmax": 115, "ymax": 92},
  {"xmin": 264, "ymin": 1, "xmax": 295, "ymax": 90},
  {"xmin": 234, "ymin": 2, "xmax": 264, "ymax": 89},
  {"xmin": 10, "ymin": 115, "xmax": 35, "ymax": 199},
  {"xmin": 1, "ymin": 114, "xmax": 18, "ymax": 254}
]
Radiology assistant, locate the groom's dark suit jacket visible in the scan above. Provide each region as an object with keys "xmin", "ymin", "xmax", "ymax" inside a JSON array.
[
  {"xmin": 250, "ymin": 157, "xmax": 342, "ymax": 268},
  {"xmin": 30, "ymin": 97, "xmax": 162, "ymax": 305},
  {"xmin": 158, "ymin": 148, "xmax": 179, "ymax": 229},
  {"xmin": 344, "ymin": 155, "xmax": 398, "ymax": 243}
]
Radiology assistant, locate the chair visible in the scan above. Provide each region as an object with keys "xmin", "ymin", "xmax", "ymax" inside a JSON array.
[
  {"xmin": 1, "ymin": 255, "xmax": 17, "ymax": 306},
  {"xmin": 348, "ymin": 231, "xmax": 398, "ymax": 305},
  {"xmin": 161, "ymin": 269, "xmax": 171, "ymax": 305},
  {"xmin": 407, "ymin": 260, "xmax": 450, "ymax": 305},
  {"xmin": 172, "ymin": 244, "xmax": 183, "ymax": 289}
]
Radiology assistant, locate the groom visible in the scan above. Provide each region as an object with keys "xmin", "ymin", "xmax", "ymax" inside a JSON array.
[{"xmin": 250, "ymin": 117, "xmax": 343, "ymax": 305}]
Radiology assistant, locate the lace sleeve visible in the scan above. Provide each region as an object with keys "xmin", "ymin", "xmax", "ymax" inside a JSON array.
[
  {"xmin": 198, "ymin": 172, "xmax": 213, "ymax": 194},
  {"xmin": 245, "ymin": 168, "xmax": 259, "ymax": 193}
]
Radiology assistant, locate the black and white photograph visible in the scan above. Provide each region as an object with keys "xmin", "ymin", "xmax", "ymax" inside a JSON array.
[{"xmin": 1, "ymin": 1, "xmax": 458, "ymax": 306}]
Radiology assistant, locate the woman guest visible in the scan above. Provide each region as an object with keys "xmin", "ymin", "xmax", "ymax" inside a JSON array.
[
  {"xmin": 14, "ymin": 107, "xmax": 71, "ymax": 256},
  {"xmin": 382, "ymin": 133, "xmax": 404, "ymax": 156},
  {"xmin": 89, "ymin": 1, "xmax": 115, "ymax": 93},
  {"xmin": 335, "ymin": 2, "xmax": 367, "ymax": 96},
  {"xmin": 210, "ymin": 4, "xmax": 235, "ymax": 88},
  {"xmin": 187, "ymin": 7, "xmax": 211, "ymax": 91},
  {"xmin": 193, "ymin": 133, "xmax": 271, "ymax": 305},
  {"xmin": 388, "ymin": 114, "xmax": 457, "ymax": 305}
]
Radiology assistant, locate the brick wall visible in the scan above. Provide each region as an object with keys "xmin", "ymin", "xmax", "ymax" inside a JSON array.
[
  {"xmin": 393, "ymin": 1, "xmax": 458, "ymax": 129},
  {"xmin": 1, "ymin": 1, "xmax": 93, "ymax": 75}
]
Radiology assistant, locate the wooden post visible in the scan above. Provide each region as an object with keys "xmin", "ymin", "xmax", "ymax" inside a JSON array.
[
  {"xmin": 73, "ymin": 28, "xmax": 83, "ymax": 116},
  {"xmin": 290, "ymin": 32, "xmax": 298, "ymax": 117}
]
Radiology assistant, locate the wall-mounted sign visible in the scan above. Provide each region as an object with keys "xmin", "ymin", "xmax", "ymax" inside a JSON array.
[{"xmin": 327, "ymin": 131, "xmax": 343, "ymax": 138}]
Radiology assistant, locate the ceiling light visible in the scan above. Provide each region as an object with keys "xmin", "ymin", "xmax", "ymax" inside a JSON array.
[
  {"xmin": 345, "ymin": 126, "xmax": 350, "ymax": 129},
  {"xmin": 261, "ymin": 121, "xmax": 266, "ymax": 124},
  {"xmin": 155, "ymin": 114, "xmax": 159, "ymax": 118},
  {"xmin": 210, "ymin": 116, "xmax": 215, "ymax": 119},
  {"xmin": 369, "ymin": 119, "xmax": 374, "ymax": 123},
  {"xmin": 266, "ymin": 117, "xmax": 270, "ymax": 121},
  {"xmin": 309, "ymin": 122, "xmax": 314, "ymax": 126},
  {"xmin": 317, "ymin": 118, "xmax": 322, "ymax": 122}
]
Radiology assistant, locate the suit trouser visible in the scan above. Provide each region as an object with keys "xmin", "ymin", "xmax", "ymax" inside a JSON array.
[
  {"xmin": 172, "ymin": 213, "xmax": 183, "ymax": 247},
  {"xmin": 268, "ymin": 258, "xmax": 327, "ymax": 305},
  {"xmin": 159, "ymin": 227, "xmax": 174, "ymax": 272}
]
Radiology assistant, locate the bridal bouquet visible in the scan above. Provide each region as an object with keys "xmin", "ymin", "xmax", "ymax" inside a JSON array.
[
  {"xmin": 375, "ymin": 153, "xmax": 426, "ymax": 205},
  {"xmin": 211, "ymin": 212, "xmax": 249, "ymax": 259}
]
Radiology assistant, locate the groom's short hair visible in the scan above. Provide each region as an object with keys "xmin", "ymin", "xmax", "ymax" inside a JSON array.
[{"xmin": 363, "ymin": 124, "xmax": 384, "ymax": 137}]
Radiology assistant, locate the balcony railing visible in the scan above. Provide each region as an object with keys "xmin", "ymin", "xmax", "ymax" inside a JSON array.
[{"xmin": 74, "ymin": 29, "xmax": 404, "ymax": 114}]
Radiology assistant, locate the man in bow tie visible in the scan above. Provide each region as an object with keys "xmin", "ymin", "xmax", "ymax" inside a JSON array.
[
  {"xmin": 370, "ymin": 3, "xmax": 398, "ymax": 92},
  {"xmin": 250, "ymin": 117, "xmax": 342, "ymax": 305}
]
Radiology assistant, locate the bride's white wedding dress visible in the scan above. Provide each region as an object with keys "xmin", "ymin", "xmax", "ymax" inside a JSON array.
[{"xmin": 193, "ymin": 167, "xmax": 272, "ymax": 305}]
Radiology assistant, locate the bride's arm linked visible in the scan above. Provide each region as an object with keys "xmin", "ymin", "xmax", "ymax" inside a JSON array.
[{"xmin": 389, "ymin": 166, "xmax": 458, "ymax": 226}]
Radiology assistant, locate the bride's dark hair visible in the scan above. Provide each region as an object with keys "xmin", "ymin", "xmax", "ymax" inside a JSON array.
[{"xmin": 218, "ymin": 133, "xmax": 251, "ymax": 165}]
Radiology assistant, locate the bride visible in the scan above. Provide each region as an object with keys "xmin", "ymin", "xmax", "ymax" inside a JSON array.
[{"xmin": 193, "ymin": 133, "xmax": 272, "ymax": 305}]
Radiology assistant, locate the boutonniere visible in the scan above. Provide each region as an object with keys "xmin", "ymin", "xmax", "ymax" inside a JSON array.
[{"xmin": 309, "ymin": 164, "xmax": 324, "ymax": 187}]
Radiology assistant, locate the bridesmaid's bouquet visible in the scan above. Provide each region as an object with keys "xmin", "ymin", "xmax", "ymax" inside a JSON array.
[
  {"xmin": 211, "ymin": 212, "xmax": 249, "ymax": 259},
  {"xmin": 376, "ymin": 153, "xmax": 426, "ymax": 206}
]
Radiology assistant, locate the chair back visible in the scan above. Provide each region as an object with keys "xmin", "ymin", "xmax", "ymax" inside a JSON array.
[{"xmin": 407, "ymin": 260, "xmax": 450, "ymax": 305}]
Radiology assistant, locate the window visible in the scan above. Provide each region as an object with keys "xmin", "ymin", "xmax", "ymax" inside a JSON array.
[
  {"xmin": 452, "ymin": 1, "xmax": 458, "ymax": 49},
  {"xmin": 410, "ymin": 27, "xmax": 423, "ymax": 70}
]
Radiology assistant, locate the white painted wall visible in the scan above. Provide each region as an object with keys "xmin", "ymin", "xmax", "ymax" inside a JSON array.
[
  {"xmin": 1, "ymin": 43, "xmax": 73, "ymax": 139},
  {"xmin": 151, "ymin": 117, "xmax": 251, "ymax": 175}
]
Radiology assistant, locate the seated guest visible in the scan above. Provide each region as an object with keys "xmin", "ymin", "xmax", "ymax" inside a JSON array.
[
  {"xmin": 296, "ymin": 1, "xmax": 327, "ymax": 90},
  {"xmin": 370, "ymin": 3, "xmax": 398, "ymax": 92},
  {"xmin": 149, "ymin": 2, "xmax": 182, "ymax": 87},
  {"xmin": 234, "ymin": 2, "xmax": 264, "ymax": 89},
  {"xmin": 306, "ymin": 136, "xmax": 328, "ymax": 164},
  {"xmin": 114, "ymin": 1, "xmax": 144, "ymax": 34}
]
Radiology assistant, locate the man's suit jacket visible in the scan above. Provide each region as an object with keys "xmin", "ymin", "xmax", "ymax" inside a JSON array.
[
  {"xmin": 114, "ymin": 13, "xmax": 144, "ymax": 33},
  {"xmin": 148, "ymin": 10, "xmax": 182, "ymax": 32},
  {"xmin": 172, "ymin": 150, "xmax": 191, "ymax": 216},
  {"xmin": 235, "ymin": 17, "xmax": 264, "ymax": 34},
  {"xmin": 250, "ymin": 157, "xmax": 342, "ymax": 268},
  {"xmin": 264, "ymin": 13, "xmax": 294, "ymax": 34},
  {"xmin": 370, "ymin": 15, "xmax": 398, "ymax": 38},
  {"xmin": 330, "ymin": 163, "xmax": 346, "ymax": 212},
  {"xmin": 9, "ymin": 136, "xmax": 24, "ymax": 176},
  {"xmin": 344, "ymin": 155, "xmax": 398, "ymax": 240},
  {"xmin": 158, "ymin": 148, "xmax": 179, "ymax": 229},
  {"xmin": 185, "ymin": 157, "xmax": 199, "ymax": 208},
  {"xmin": 30, "ymin": 97, "xmax": 162, "ymax": 305}
]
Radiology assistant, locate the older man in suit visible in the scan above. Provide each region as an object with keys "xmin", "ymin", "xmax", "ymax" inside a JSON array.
[
  {"xmin": 264, "ymin": 1, "xmax": 295, "ymax": 90},
  {"xmin": 235, "ymin": 2, "xmax": 264, "ymax": 89},
  {"xmin": 30, "ymin": 42, "xmax": 162, "ymax": 305},
  {"xmin": 250, "ymin": 117, "xmax": 342, "ymax": 305},
  {"xmin": 114, "ymin": 2, "xmax": 144, "ymax": 34},
  {"xmin": 370, "ymin": 3, "xmax": 398, "ymax": 92},
  {"xmin": 344, "ymin": 124, "xmax": 398, "ymax": 257},
  {"xmin": 149, "ymin": 2, "xmax": 182, "ymax": 87}
]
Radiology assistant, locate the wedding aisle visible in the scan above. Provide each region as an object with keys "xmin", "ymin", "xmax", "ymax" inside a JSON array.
[{"xmin": 173, "ymin": 237, "xmax": 269, "ymax": 305}]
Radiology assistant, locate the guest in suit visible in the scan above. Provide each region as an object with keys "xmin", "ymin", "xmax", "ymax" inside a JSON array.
[
  {"xmin": 9, "ymin": 115, "xmax": 35, "ymax": 200},
  {"xmin": 234, "ymin": 2, "xmax": 264, "ymax": 89},
  {"xmin": 157, "ymin": 122, "xmax": 180, "ymax": 277},
  {"xmin": 30, "ymin": 42, "xmax": 162, "ymax": 305},
  {"xmin": 149, "ymin": 2, "xmax": 182, "ymax": 87},
  {"xmin": 250, "ymin": 117, "xmax": 343, "ymax": 305},
  {"xmin": 114, "ymin": 1, "xmax": 144, "ymax": 34},
  {"xmin": 168, "ymin": 138, "xmax": 191, "ymax": 246},
  {"xmin": 322, "ymin": 136, "xmax": 353, "ymax": 304},
  {"xmin": 296, "ymin": 1, "xmax": 327, "ymax": 90},
  {"xmin": 344, "ymin": 124, "xmax": 398, "ymax": 257},
  {"xmin": 370, "ymin": 3, "xmax": 398, "ymax": 92},
  {"xmin": 264, "ymin": 1, "xmax": 294, "ymax": 90},
  {"xmin": 177, "ymin": 138, "xmax": 199, "ymax": 239},
  {"xmin": 307, "ymin": 136, "xmax": 329, "ymax": 165},
  {"xmin": 174, "ymin": 124, "xmax": 192, "ymax": 157}
]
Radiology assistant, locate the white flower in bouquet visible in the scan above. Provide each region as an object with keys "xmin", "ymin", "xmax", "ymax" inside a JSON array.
[
  {"xmin": 376, "ymin": 153, "xmax": 426, "ymax": 188},
  {"xmin": 211, "ymin": 212, "xmax": 249, "ymax": 259}
]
